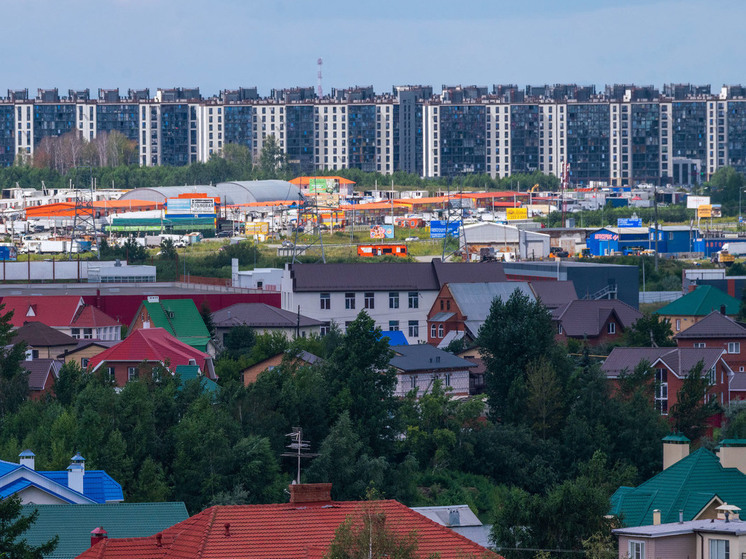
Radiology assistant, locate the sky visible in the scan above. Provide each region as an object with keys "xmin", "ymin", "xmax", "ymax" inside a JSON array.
[{"xmin": 5, "ymin": 0, "xmax": 746, "ymax": 97}]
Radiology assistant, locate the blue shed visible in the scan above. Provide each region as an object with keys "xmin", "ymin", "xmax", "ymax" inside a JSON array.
[
  {"xmin": 648, "ymin": 226, "xmax": 697, "ymax": 254},
  {"xmin": 587, "ymin": 228, "xmax": 620, "ymax": 256}
]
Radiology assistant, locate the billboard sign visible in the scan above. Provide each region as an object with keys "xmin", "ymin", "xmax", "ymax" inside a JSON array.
[
  {"xmin": 506, "ymin": 207, "xmax": 529, "ymax": 220},
  {"xmin": 687, "ymin": 195, "xmax": 710, "ymax": 209},
  {"xmin": 246, "ymin": 222, "xmax": 270, "ymax": 235},
  {"xmin": 309, "ymin": 178, "xmax": 337, "ymax": 194},
  {"xmin": 166, "ymin": 197, "xmax": 216, "ymax": 217},
  {"xmin": 430, "ymin": 220, "xmax": 461, "ymax": 239},
  {"xmin": 698, "ymin": 205, "xmax": 712, "ymax": 218},
  {"xmin": 370, "ymin": 224, "xmax": 394, "ymax": 239},
  {"xmin": 617, "ymin": 218, "xmax": 643, "ymax": 228}
]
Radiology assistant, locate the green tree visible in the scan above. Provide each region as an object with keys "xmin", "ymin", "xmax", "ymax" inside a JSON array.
[
  {"xmin": 670, "ymin": 360, "xmax": 723, "ymax": 442},
  {"xmin": 222, "ymin": 325, "xmax": 257, "ymax": 359},
  {"xmin": 259, "ymin": 135, "xmax": 287, "ymax": 178},
  {"xmin": 199, "ymin": 300, "xmax": 216, "ymax": 339},
  {"xmin": 0, "ymin": 494, "xmax": 58, "ymax": 559},
  {"xmin": 0, "ymin": 304, "xmax": 30, "ymax": 417},
  {"xmin": 53, "ymin": 361, "xmax": 85, "ymax": 407},
  {"xmin": 159, "ymin": 238, "xmax": 178, "ymax": 260},
  {"xmin": 324, "ymin": 503, "xmax": 423, "ymax": 559},
  {"xmin": 477, "ymin": 290, "xmax": 557, "ymax": 422},
  {"xmin": 525, "ymin": 358, "xmax": 563, "ymax": 440},
  {"xmin": 623, "ymin": 313, "xmax": 675, "ymax": 347}
]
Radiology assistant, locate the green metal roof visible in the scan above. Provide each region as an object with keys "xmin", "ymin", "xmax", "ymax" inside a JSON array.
[
  {"xmin": 654, "ymin": 285, "xmax": 740, "ymax": 317},
  {"xmin": 662, "ymin": 433, "xmax": 691, "ymax": 444},
  {"xmin": 609, "ymin": 448, "xmax": 746, "ymax": 527},
  {"xmin": 20, "ymin": 502, "xmax": 188, "ymax": 559},
  {"xmin": 133, "ymin": 300, "xmax": 211, "ymax": 352},
  {"xmin": 175, "ymin": 364, "xmax": 219, "ymax": 393}
]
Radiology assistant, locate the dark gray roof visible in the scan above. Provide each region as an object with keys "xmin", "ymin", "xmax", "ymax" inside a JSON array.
[
  {"xmin": 732, "ymin": 372, "xmax": 746, "ymax": 392},
  {"xmin": 530, "ymin": 280, "xmax": 578, "ymax": 309},
  {"xmin": 11, "ymin": 322, "xmax": 76, "ymax": 347},
  {"xmin": 288, "ymin": 260, "xmax": 505, "ymax": 293},
  {"xmin": 430, "ymin": 312, "xmax": 455, "ymax": 322},
  {"xmin": 23, "ymin": 359, "xmax": 62, "ymax": 390},
  {"xmin": 614, "ymin": 518, "xmax": 746, "ymax": 538},
  {"xmin": 448, "ymin": 282, "xmax": 534, "ymax": 337},
  {"xmin": 119, "ymin": 180, "xmax": 302, "ymax": 205},
  {"xmin": 602, "ymin": 347, "xmax": 727, "ymax": 379},
  {"xmin": 212, "ymin": 303, "xmax": 325, "ymax": 329},
  {"xmin": 675, "ymin": 311, "xmax": 746, "ymax": 339},
  {"xmin": 389, "ymin": 344, "xmax": 476, "ymax": 372},
  {"xmin": 556, "ymin": 299, "xmax": 642, "ymax": 337}
]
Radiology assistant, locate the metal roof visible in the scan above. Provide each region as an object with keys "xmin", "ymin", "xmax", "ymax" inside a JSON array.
[
  {"xmin": 675, "ymin": 310, "xmax": 746, "ymax": 339},
  {"xmin": 448, "ymin": 281, "xmax": 535, "ymax": 337},
  {"xmin": 389, "ymin": 344, "xmax": 476, "ymax": 372},
  {"xmin": 119, "ymin": 180, "xmax": 303, "ymax": 205}
]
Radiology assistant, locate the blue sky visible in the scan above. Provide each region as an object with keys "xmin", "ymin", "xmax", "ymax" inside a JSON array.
[{"xmin": 6, "ymin": 0, "xmax": 745, "ymax": 96}]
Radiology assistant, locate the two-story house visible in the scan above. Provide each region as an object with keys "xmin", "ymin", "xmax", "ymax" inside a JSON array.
[
  {"xmin": 390, "ymin": 344, "xmax": 477, "ymax": 398},
  {"xmin": 675, "ymin": 311, "xmax": 746, "ymax": 374},
  {"xmin": 655, "ymin": 285, "xmax": 740, "ymax": 334},
  {"xmin": 554, "ymin": 299, "xmax": 642, "ymax": 346},
  {"xmin": 280, "ymin": 260, "xmax": 507, "ymax": 344}
]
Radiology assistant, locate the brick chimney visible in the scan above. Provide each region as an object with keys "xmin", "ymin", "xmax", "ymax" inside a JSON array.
[
  {"xmin": 662, "ymin": 433, "xmax": 690, "ymax": 469},
  {"xmin": 19, "ymin": 449, "xmax": 35, "ymax": 470},
  {"xmin": 289, "ymin": 483, "xmax": 332, "ymax": 504},
  {"xmin": 90, "ymin": 527, "xmax": 107, "ymax": 548}
]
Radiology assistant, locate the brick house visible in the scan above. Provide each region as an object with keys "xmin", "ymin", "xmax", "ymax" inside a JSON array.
[
  {"xmin": 602, "ymin": 347, "xmax": 733, "ymax": 418},
  {"xmin": 656, "ymin": 285, "xmax": 740, "ymax": 335},
  {"xmin": 554, "ymin": 299, "xmax": 642, "ymax": 346},
  {"xmin": 675, "ymin": 310, "xmax": 746, "ymax": 374}
]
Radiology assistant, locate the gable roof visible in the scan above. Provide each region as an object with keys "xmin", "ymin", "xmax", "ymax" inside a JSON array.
[
  {"xmin": 602, "ymin": 347, "xmax": 728, "ymax": 379},
  {"xmin": 556, "ymin": 299, "xmax": 642, "ymax": 337},
  {"xmin": 530, "ymin": 280, "xmax": 578, "ymax": 310},
  {"xmin": 379, "ymin": 330, "xmax": 409, "ymax": 346},
  {"xmin": 447, "ymin": 282, "xmax": 535, "ymax": 338},
  {"xmin": 610, "ymin": 448, "xmax": 746, "ymax": 526},
  {"xmin": 655, "ymin": 285, "xmax": 740, "ymax": 317},
  {"xmin": 0, "ymin": 296, "xmax": 84, "ymax": 328},
  {"xmin": 71, "ymin": 305, "xmax": 121, "ymax": 329},
  {"xmin": 175, "ymin": 365, "xmax": 220, "ymax": 394},
  {"xmin": 131, "ymin": 299, "xmax": 210, "ymax": 352},
  {"xmin": 675, "ymin": 311, "xmax": 746, "ymax": 339},
  {"xmin": 11, "ymin": 322, "xmax": 76, "ymax": 347},
  {"xmin": 212, "ymin": 303, "xmax": 325, "ymax": 329},
  {"xmin": 287, "ymin": 260, "xmax": 506, "ymax": 293},
  {"xmin": 20, "ymin": 502, "xmax": 189, "ymax": 559},
  {"xmin": 390, "ymin": 344, "xmax": 476, "ymax": 372},
  {"xmin": 89, "ymin": 328, "xmax": 215, "ymax": 379},
  {"xmin": 76, "ymin": 499, "xmax": 499, "ymax": 559},
  {"xmin": 23, "ymin": 359, "xmax": 62, "ymax": 391}
]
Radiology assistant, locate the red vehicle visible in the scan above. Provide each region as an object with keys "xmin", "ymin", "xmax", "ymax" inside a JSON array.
[{"xmin": 357, "ymin": 244, "xmax": 409, "ymax": 258}]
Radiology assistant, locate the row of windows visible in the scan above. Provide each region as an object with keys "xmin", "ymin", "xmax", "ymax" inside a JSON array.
[{"xmin": 320, "ymin": 291, "xmax": 419, "ymax": 310}]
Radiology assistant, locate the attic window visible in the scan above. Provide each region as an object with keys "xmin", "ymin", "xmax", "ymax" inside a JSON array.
[{"xmin": 166, "ymin": 311, "xmax": 175, "ymax": 319}]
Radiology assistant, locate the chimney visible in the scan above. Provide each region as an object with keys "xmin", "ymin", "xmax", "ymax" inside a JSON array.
[
  {"xmin": 18, "ymin": 449, "xmax": 35, "ymax": 470},
  {"xmin": 653, "ymin": 509, "xmax": 661, "ymax": 525},
  {"xmin": 448, "ymin": 508, "xmax": 460, "ymax": 527},
  {"xmin": 67, "ymin": 453, "xmax": 85, "ymax": 494},
  {"xmin": 90, "ymin": 527, "xmax": 107, "ymax": 548},
  {"xmin": 679, "ymin": 510, "xmax": 684, "ymax": 524},
  {"xmin": 721, "ymin": 304, "xmax": 727, "ymax": 315},
  {"xmin": 289, "ymin": 483, "xmax": 333, "ymax": 504},
  {"xmin": 662, "ymin": 433, "xmax": 690, "ymax": 469},
  {"xmin": 718, "ymin": 439, "xmax": 746, "ymax": 474}
]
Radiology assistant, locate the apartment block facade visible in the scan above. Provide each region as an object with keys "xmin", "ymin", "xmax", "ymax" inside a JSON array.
[{"xmin": 4, "ymin": 83, "xmax": 746, "ymax": 185}]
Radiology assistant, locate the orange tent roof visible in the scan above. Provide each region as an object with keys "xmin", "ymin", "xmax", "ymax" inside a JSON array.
[
  {"xmin": 339, "ymin": 202, "xmax": 395, "ymax": 211},
  {"xmin": 290, "ymin": 176, "xmax": 356, "ymax": 186},
  {"xmin": 25, "ymin": 199, "xmax": 162, "ymax": 218}
]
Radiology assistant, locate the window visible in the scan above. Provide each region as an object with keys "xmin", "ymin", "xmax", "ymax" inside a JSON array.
[
  {"xmin": 389, "ymin": 292, "xmax": 399, "ymax": 309},
  {"xmin": 676, "ymin": 318, "xmax": 681, "ymax": 331},
  {"xmin": 728, "ymin": 342, "xmax": 741, "ymax": 354},
  {"xmin": 320, "ymin": 292, "xmax": 330, "ymax": 310},
  {"xmin": 81, "ymin": 358, "xmax": 89, "ymax": 369},
  {"xmin": 444, "ymin": 373, "xmax": 451, "ymax": 386},
  {"xmin": 83, "ymin": 328, "xmax": 93, "ymax": 339},
  {"xmin": 106, "ymin": 367, "xmax": 115, "ymax": 381},
  {"xmin": 389, "ymin": 320, "xmax": 399, "ymax": 331},
  {"xmin": 320, "ymin": 326, "xmax": 329, "ymax": 336},
  {"xmin": 628, "ymin": 541, "xmax": 645, "ymax": 559},
  {"xmin": 71, "ymin": 328, "xmax": 80, "ymax": 339},
  {"xmin": 607, "ymin": 322, "xmax": 616, "ymax": 334},
  {"xmin": 345, "ymin": 293, "xmax": 356, "ymax": 310},
  {"xmin": 408, "ymin": 320, "xmax": 419, "ymax": 338},
  {"xmin": 364, "ymin": 292, "xmax": 375, "ymax": 309},
  {"xmin": 127, "ymin": 367, "xmax": 138, "ymax": 382},
  {"xmin": 408, "ymin": 292, "xmax": 419, "ymax": 309},
  {"xmin": 438, "ymin": 324, "xmax": 444, "ymax": 338},
  {"xmin": 558, "ymin": 323, "xmax": 563, "ymax": 335},
  {"xmin": 431, "ymin": 324, "xmax": 437, "ymax": 339},
  {"xmin": 709, "ymin": 538, "xmax": 729, "ymax": 559},
  {"xmin": 694, "ymin": 342, "xmax": 706, "ymax": 348},
  {"xmin": 655, "ymin": 369, "xmax": 668, "ymax": 415},
  {"xmin": 410, "ymin": 375, "xmax": 417, "ymax": 390}
]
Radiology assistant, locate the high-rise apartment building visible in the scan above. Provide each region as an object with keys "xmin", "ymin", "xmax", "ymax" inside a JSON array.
[{"xmin": 2, "ymin": 83, "xmax": 745, "ymax": 186}]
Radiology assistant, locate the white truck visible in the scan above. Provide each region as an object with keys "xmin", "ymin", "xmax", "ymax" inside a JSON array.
[{"xmin": 721, "ymin": 242, "xmax": 746, "ymax": 256}]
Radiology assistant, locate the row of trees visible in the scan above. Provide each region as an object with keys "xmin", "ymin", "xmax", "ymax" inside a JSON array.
[{"xmin": 0, "ymin": 291, "xmax": 734, "ymax": 558}]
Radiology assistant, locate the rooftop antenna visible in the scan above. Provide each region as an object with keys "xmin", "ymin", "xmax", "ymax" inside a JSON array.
[
  {"xmin": 281, "ymin": 427, "xmax": 319, "ymax": 484},
  {"xmin": 317, "ymin": 58, "xmax": 323, "ymax": 98}
]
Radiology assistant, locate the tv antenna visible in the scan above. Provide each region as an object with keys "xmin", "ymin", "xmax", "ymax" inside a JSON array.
[
  {"xmin": 317, "ymin": 58, "xmax": 323, "ymax": 98},
  {"xmin": 281, "ymin": 427, "xmax": 319, "ymax": 484}
]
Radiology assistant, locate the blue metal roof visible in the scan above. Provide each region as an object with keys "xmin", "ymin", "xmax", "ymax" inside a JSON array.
[
  {"xmin": 41, "ymin": 471, "xmax": 123, "ymax": 503},
  {"xmin": 379, "ymin": 330, "xmax": 409, "ymax": 346}
]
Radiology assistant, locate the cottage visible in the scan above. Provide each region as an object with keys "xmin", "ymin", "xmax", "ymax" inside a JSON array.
[
  {"xmin": 390, "ymin": 344, "xmax": 476, "ymax": 398},
  {"xmin": 656, "ymin": 285, "xmax": 740, "ymax": 334}
]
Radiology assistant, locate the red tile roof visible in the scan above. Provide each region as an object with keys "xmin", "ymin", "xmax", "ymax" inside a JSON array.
[
  {"xmin": 1, "ymin": 296, "xmax": 84, "ymax": 328},
  {"xmin": 71, "ymin": 305, "xmax": 121, "ymax": 328},
  {"xmin": 88, "ymin": 328, "xmax": 214, "ymax": 378},
  {"xmin": 77, "ymin": 498, "xmax": 499, "ymax": 559}
]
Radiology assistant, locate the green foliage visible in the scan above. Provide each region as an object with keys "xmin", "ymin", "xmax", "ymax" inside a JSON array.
[
  {"xmin": 0, "ymin": 304, "xmax": 29, "ymax": 417},
  {"xmin": 0, "ymin": 494, "xmax": 58, "ymax": 559},
  {"xmin": 221, "ymin": 325, "xmax": 257, "ymax": 360},
  {"xmin": 670, "ymin": 360, "xmax": 723, "ymax": 442},
  {"xmin": 624, "ymin": 313, "xmax": 675, "ymax": 347}
]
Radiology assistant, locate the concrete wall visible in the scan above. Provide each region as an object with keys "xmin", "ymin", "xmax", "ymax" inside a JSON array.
[{"xmin": 0, "ymin": 260, "xmax": 145, "ymax": 282}]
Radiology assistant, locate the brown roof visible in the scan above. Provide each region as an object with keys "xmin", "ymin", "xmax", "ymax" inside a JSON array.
[
  {"xmin": 288, "ymin": 260, "xmax": 505, "ymax": 292},
  {"xmin": 212, "ymin": 303, "xmax": 325, "ymax": 329},
  {"xmin": 11, "ymin": 322, "xmax": 76, "ymax": 347},
  {"xmin": 530, "ymin": 280, "xmax": 578, "ymax": 309},
  {"xmin": 23, "ymin": 359, "xmax": 62, "ymax": 390},
  {"xmin": 675, "ymin": 311, "xmax": 746, "ymax": 339},
  {"xmin": 556, "ymin": 299, "xmax": 642, "ymax": 337},
  {"xmin": 602, "ymin": 347, "xmax": 728, "ymax": 379}
]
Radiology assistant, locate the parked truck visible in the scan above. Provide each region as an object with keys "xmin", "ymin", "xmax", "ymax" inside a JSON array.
[{"xmin": 721, "ymin": 242, "xmax": 746, "ymax": 256}]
